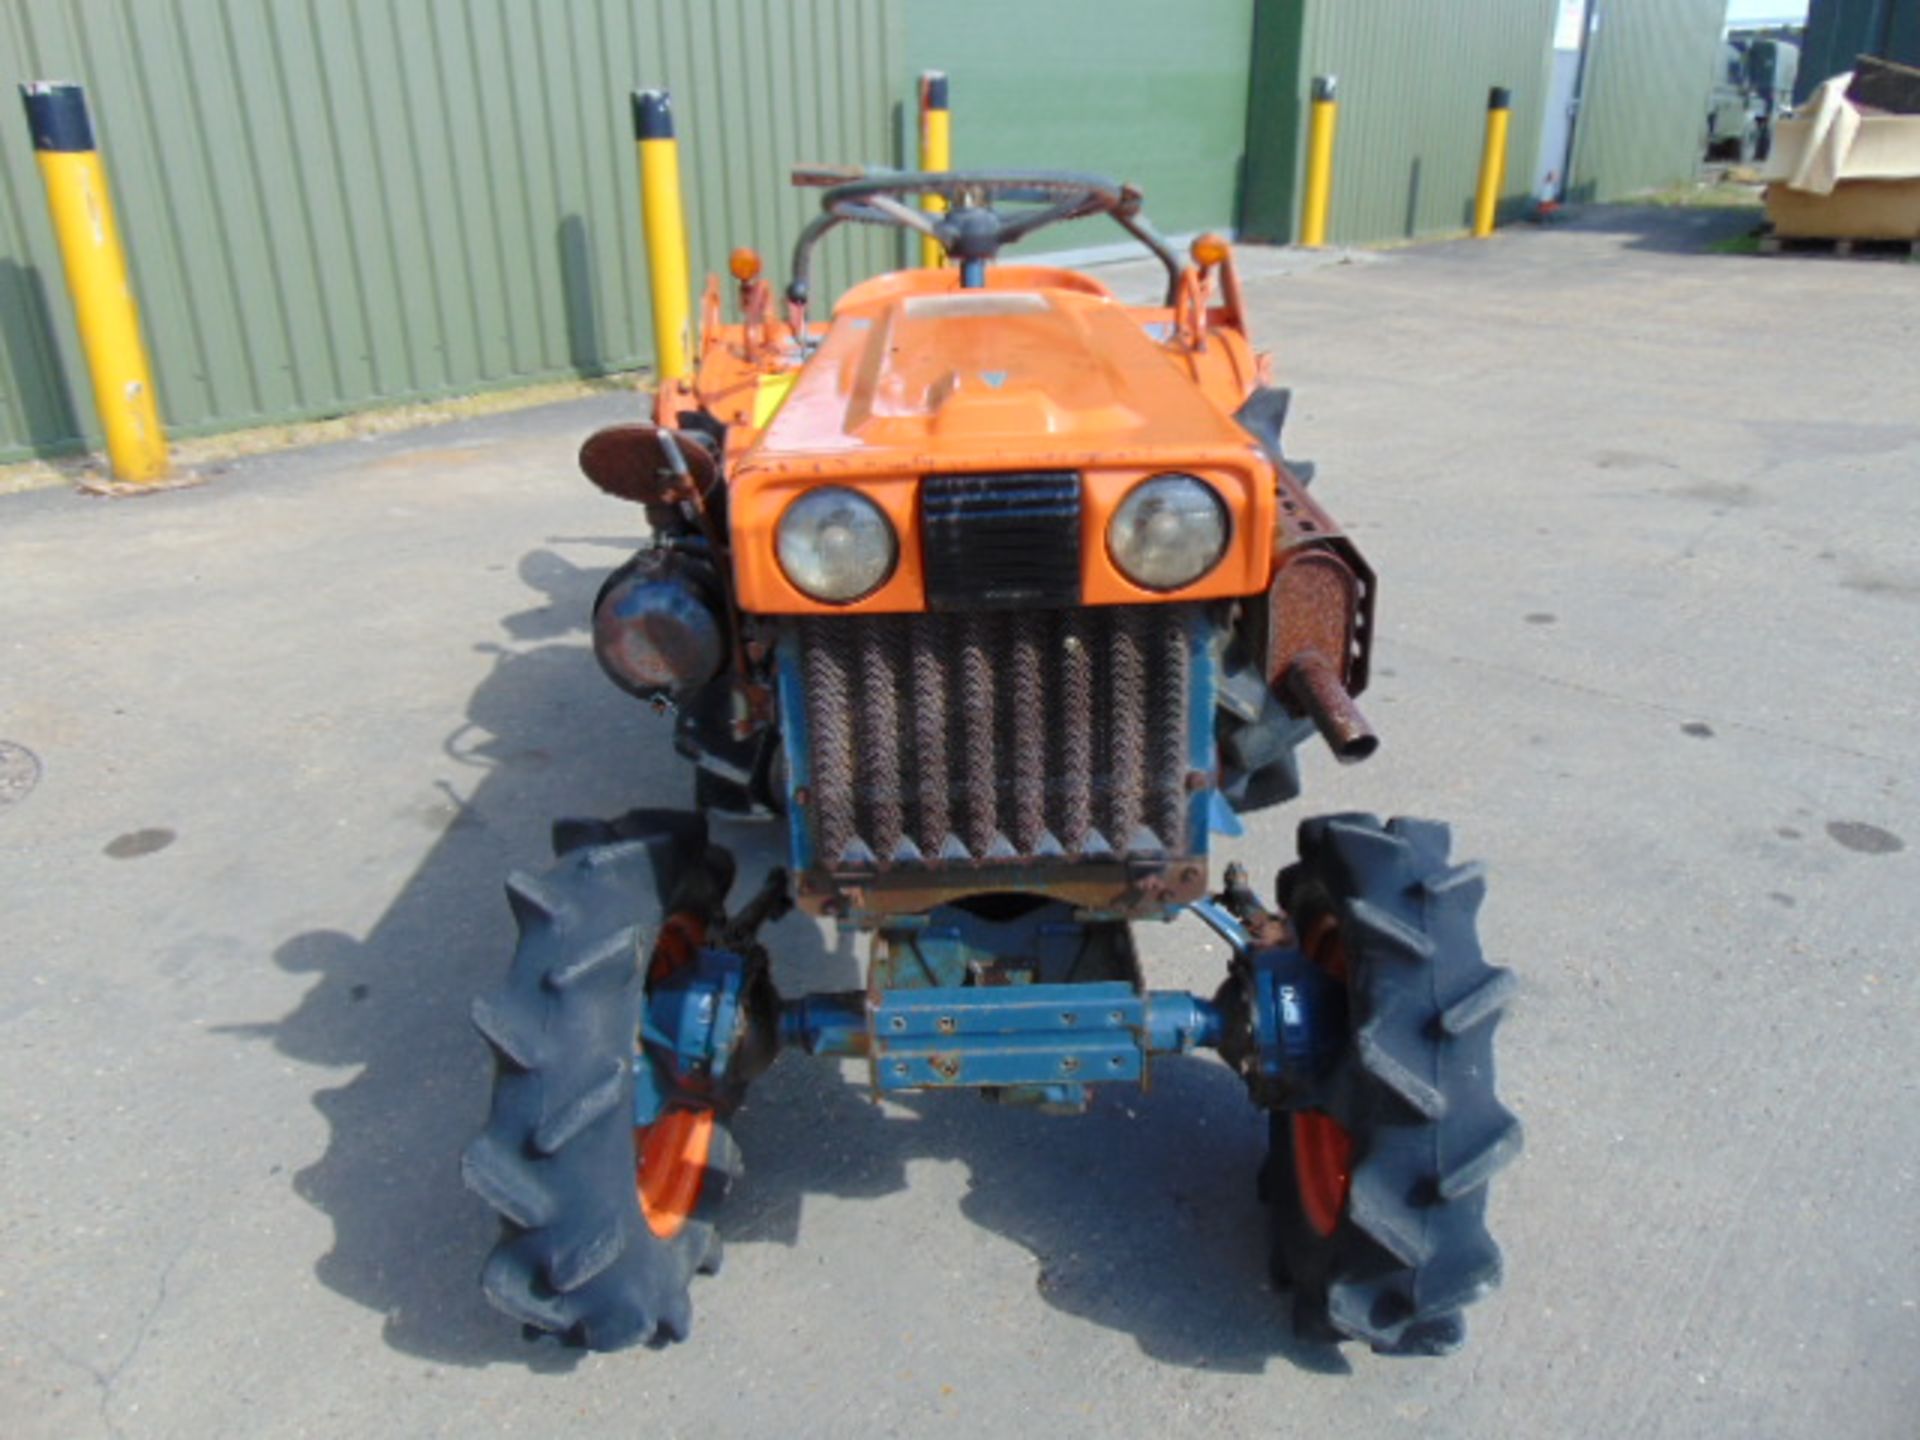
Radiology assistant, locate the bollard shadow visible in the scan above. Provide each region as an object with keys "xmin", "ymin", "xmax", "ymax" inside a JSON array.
[
  {"xmin": 0, "ymin": 259, "xmax": 84, "ymax": 457},
  {"xmin": 240, "ymin": 540, "xmax": 1346, "ymax": 1374},
  {"xmin": 557, "ymin": 215, "xmax": 601, "ymax": 377}
]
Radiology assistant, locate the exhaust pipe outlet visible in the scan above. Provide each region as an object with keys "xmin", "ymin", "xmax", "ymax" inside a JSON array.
[
  {"xmin": 1283, "ymin": 652, "xmax": 1379, "ymax": 764},
  {"xmin": 593, "ymin": 549, "xmax": 727, "ymax": 702}
]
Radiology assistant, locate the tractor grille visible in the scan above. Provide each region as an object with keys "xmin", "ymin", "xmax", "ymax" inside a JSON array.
[
  {"xmin": 921, "ymin": 471, "xmax": 1081, "ymax": 610},
  {"xmin": 793, "ymin": 605, "xmax": 1199, "ymax": 870}
]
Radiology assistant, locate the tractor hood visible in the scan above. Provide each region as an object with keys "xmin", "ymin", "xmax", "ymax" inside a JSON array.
[
  {"xmin": 741, "ymin": 284, "xmax": 1256, "ymax": 467},
  {"xmin": 725, "ymin": 272, "xmax": 1276, "ymax": 615}
]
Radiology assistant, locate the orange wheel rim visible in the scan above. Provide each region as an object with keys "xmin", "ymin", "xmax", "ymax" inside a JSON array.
[
  {"xmin": 1292, "ymin": 1110, "xmax": 1353, "ymax": 1235},
  {"xmin": 1293, "ymin": 909, "xmax": 1353, "ymax": 1235},
  {"xmin": 1303, "ymin": 911, "xmax": 1348, "ymax": 979},
  {"xmin": 648, "ymin": 911, "xmax": 707, "ymax": 985},
  {"xmin": 635, "ymin": 1109, "xmax": 713, "ymax": 1239}
]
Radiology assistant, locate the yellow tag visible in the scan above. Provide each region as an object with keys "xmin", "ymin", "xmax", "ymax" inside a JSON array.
[{"xmin": 752, "ymin": 371, "xmax": 796, "ymax": 429}]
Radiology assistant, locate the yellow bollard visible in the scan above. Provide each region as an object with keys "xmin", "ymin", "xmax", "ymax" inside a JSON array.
[
  {"xmin": 1472, "ymin": 86, "xmax": 1512, "ymax": 238},
  {"xmin": 918, "ymin": 72, "xmax": 950, "ymax": 270},
  {"xmin": 21, "ymin": 82, "xmax": 169, "ymax": 484},
  {"xmin": 1299, "ymin": 76, "xmax": 1338, "ymax": 249},
  {"xmin": 633, "ymin": 89, "xmax": 693, "ymax": 384}
]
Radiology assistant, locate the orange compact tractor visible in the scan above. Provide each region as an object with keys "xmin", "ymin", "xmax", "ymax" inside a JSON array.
[{"xmin": 465, "ymin": 90, "xmax": 1519, "ymax": 1357}]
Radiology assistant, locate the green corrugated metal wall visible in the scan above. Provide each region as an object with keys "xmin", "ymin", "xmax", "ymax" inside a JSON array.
[
  {"xmin": 1243, "ymin": 0, "xmax": 1559, "ymax": 244},
  {"xmin": 902, "ymin": 0, "xmax": 1255, "ymax": 247},
  {"xmin": 0, "ymin": 0, "xmax": 1744, "ymax": 462},
  {"xmin": 0, "ymin": 0, "xmax": 898, "ymax": 461},
  {"xmin": 1245, "ymin": 0, "xmax": 1729, "ymax": 242},
  {"xmin": 1799, "ymin": 0, "xmax": 1920, "ymax": 102},
  {"xmin": 1566, "ymin": 0, "xmax": 1726, "ymax": 202}
]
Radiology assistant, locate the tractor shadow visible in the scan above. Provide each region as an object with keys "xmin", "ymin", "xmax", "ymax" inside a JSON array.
[
  {"xmin": 731, "ymin": 1040, "xmax": 1350, "ymax": 1376},
  {"xmin": 249, "ymin": 543, "xmax": 1346, "ymax": 1375}
]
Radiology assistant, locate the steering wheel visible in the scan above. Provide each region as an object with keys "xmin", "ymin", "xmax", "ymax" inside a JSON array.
[{"xmin": 786, "ymin": 168, "xmax": 1184, "ymax": 310}]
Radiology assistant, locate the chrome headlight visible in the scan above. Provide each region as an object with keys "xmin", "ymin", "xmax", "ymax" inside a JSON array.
[
  {"xmin": 1107, "ymin": 474, "xmax": 1229, "ymax": 591},
  {"xmin": 776, "ymin": 487, "xmax": 898, "ymax": 603}
]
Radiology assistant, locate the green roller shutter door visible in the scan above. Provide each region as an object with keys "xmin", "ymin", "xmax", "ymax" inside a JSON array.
[{"xmin": 902, "ymin": 0, "xmax": 1256, "ymax": 248}]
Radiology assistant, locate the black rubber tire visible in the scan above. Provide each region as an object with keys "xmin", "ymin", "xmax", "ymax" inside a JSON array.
[
  {"xmin": 1262, "ymin": 813, "xmax": 1521, "ymax": 1356},
  {"xmin": 463, "ymin": 817, "xmax": 739, "ymax": 1350}
]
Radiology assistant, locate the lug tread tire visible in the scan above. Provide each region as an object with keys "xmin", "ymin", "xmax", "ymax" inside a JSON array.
[
  {"xmin": 1266, "ymin": 813, "xmax": 1521, "ymax": 1356},
  {"xmin": 464, "ymin": 818, "xmax": 740, "ymax": 1351}
]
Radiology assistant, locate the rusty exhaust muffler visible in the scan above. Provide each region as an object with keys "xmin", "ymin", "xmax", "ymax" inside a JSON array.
[{"xmin": 1283, "ymin": 653, "xmax": 1379, "ymax": 764}]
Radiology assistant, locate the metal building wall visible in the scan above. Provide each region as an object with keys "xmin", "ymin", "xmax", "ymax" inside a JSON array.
[
  {"xmin": 1242, "ymin": 0, "xmax": 1559, "ymax": 245},
  {"xmin": 1565, "ymin": 0, "xmax": 1727, "ymax": 202},
  {"xmin": 1799, "ymin": 0, "xmax": 1920, "ymax": 101},
  {"xmin": 903, "ymin": 0, "xmax": 1256, "ymax": 246},
  {"xmin": 0, "ymin": 0, "xmax": 898, "ymax": 462}
]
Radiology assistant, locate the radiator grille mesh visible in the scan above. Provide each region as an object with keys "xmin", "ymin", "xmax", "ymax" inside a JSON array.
[{"xmin": 796, "ymin": 606, "xmax": 1197, "ymax": 869}]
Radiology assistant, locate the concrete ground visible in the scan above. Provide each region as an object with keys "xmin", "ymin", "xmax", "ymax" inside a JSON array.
[{"xmin": 2, "ymin": 206, "xmax": 1915, "ymax": 1439}]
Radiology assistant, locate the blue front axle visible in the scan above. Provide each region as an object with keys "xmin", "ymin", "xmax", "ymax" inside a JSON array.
[
  {"xmin": 782, "ymin": 981, "xmax": 1224, "ymax": 1088},
  {"xmin": 636, "ymin": 895, "xmax": 1346, "ymax": 1121}
]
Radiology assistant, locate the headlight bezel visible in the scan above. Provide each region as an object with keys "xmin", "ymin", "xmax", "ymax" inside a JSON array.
[
  {"xmin": 775, "ymin": 485, "xmax": 900, "ymax": 604},
  {"xmin": 1105, "ymin": 472, "xmax": 1233, "ymax": 593}
]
